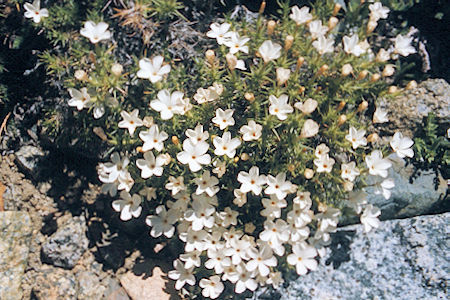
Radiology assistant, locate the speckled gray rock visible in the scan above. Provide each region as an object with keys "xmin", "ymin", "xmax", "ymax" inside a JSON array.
[
  {"xmin": 378, "ymin": 78, "xmax": 450, "ymax": 137},
  {"xmin": 77, "ymin": 270, "xmax": 106, "ymax": 300},
  {"xmin": 32, "ymin": 267, "xmax": 78, "ymax": 300},
  {"xmin": 14, "ymin": 145, "xmax": 46, "ymax": 179},
  {"xmin": 41, "ymin": 215, "xmax": 89, "ymax": 269},
  {"xmin": 0, "ymin": 211, "xmax": 33, "ymax": 300},
  {"xmin": 258, "ymin": 213, "xmax": 449, "ymax": 300},
  {"xmin": 366, "ymin": 158, "xmax": 447, "ymax": 219}
]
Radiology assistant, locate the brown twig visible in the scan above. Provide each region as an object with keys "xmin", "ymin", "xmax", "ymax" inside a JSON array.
[
  {"xmin": 0, "ymin": 112, "xmax": 11, "ymax": 138},
  {"xmin": 0, "ymin": 182, "xmax": 5, "ymax": 212}
]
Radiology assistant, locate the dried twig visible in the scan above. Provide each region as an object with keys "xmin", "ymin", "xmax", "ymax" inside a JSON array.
[
  {"xmin": 0, "ymin": 182, "xmax": 5, "ymax": 212},
  {"xmin": 0, "ymin": 112, "xmax": 11, "ymax": 138}
]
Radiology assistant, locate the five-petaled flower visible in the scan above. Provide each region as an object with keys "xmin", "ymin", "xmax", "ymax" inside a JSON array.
[
  {"xmin": 80, "ymin": 21, "xmax": 111, "ymax": 44},
  {"xmin": 24, "ymin": 0, "xmax": 49, "ymax": 23}
]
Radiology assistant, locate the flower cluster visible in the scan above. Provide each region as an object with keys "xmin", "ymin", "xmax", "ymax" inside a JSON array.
[{"xmin": 30, "ymin": 1, "xmax": 418, "ymax": 298}]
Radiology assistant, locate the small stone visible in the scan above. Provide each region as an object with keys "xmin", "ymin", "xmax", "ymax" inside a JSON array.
[
  {"xmin": 32, "ymin": 267, "xmax": 78, "ymax": 300},
  {"xmin": 14, "ymin": 145, "xmax": 46, "ymax": 180},
  {"xmin": 77, "ymin": 271, "xmax": 106, "ymax": 300},
  {"xmin": 0, "ymin": 211, "xmax": 33, "ymax": 300},
  {"xmin": 103, "ymin": 277, "xmax": 130, "ymax": 300},
  {"xmin": 41, "ymin": 215, "xmax": 89, "ymax": 269}
]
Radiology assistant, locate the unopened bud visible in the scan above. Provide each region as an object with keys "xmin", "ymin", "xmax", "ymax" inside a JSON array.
[
  {"xmin": 328, "ymin": 17, "xmax": 339, "ymax": 30},
  {"xmin": 74, "ymin": 70, "xmax": 88, "ymax": 81},
  {"xmin": 296, "ymin": 56, "xmax": 305, "ymax": 70},
  {"xmin": 111, "ymin": 63, "xmax": 123, "ymax": 76},
  {"xmin": 341, "ymin": 63, "xmax": 353, "ymax": 76},
  {"xmin": 143, "ymin": 116, "xmax": 154, "ymax": 127},
  {"xmin": 333, "ymin": 3, "xmax": 342, "ymax": 16},
  {"xmin": 367, "ymin": 20, "xmax": 377, "ymax": 34},
  {"xmin": 284, "ymin": 35, "xmax": 294, "ymax": 50},
  {"xmin": 357, "ymin": 101, "xmax": 368, "ymax": 112},
  {"xmin": 136, "ymin": 146, "xmax": 144, "ymax": 153},
  {"xmin": 304, "ymin": 168, "xmax": 314, "ymax": 179},
  {"xmin": 234, "ymin": 156, "xmax": 239, "ymax": 163},
  {"xmin": 367, "ymin": 133, "xmax": 379, "ymax": 143},
  {"xmin": 172, "ymin": 136, "xmax": 179, "ymax": 145},
  {"xmin": 318, "ymin": 64, "xmax": 329, "ymax": 76},
  {"xmin": 371, "ymin": 73, "xmax": 381, "ymax": 82},
  {"xmin": 93, "ymin": 127, "xmax": 108, "ymax": 141},
  {"xmin": 259, "ymin": 1, "xmax": 266, "ymax": 14},
  {"xmin": 267, "ymin": 20, "xmax": 276, "ymax": 35},
  {"xmin": 241, "ymin": 153, "xmax": 250, "ymax": 161},
  {"xmin": 337, "ymin": 101, "xmax": 346, "ymax": 111},
  {"xmin": 388, "ymin": 86, "xmax": 398, "ymax": 94},
  {"xmin": 406, "ymin": 80, "xmax": 417, "ymax": 90},
  {"xmin": 287, "ymin": 164, "xmax": 295, "ymax": 172},
  {"xmin": 357, "ymin": 70, "xmax": 368, "ymax": 80},
  {"xmin": 244, "ymin": 92, "xmax": 255, "ymax": 102},
  {"xmin": 226, "ymin": 53, "xmax": 237, "ymax": 70},
  {"xmin": 382, "ymin": 65, "xmax": 395, "ymax": 77},
  {"xmin": 205, "ymin": 50, "xmax": 215, "ymax": 64},
  {"xmin": 298, "ymin": 86, "xmax": 306, "ymax": 94},
  {"xmin": 160, "ymin": 153, "xmax": 171, "ymax": 165},
  {"xmin": 338, "ymin": 114, "xmax": 347, "ymax": 126},
  {"xmin": 343, "ymin": 181, "xmax": 354, "ymax": 192}
]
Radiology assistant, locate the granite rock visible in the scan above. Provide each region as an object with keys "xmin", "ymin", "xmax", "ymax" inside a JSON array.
[
  {"xmin": 41, "ymin": 215, "xmax": 89, "ymax": 269},
  {"xmin": 0, "ymin": 211, "xmax": 33, "ymax": 300},
  {"xmin": 32, "ymin": 267, "xmax": 78, "ymax": 300},
  {"xmin": 257, "ymin": 213, "xmax": 449, "ymax": 300},
  {"xmin": 14, "ymin": 145, "xmax": 46, "ymax": 180},
  {"xmin": 77, "ymin": 270, "xmax": 107, "ymax": 300}
]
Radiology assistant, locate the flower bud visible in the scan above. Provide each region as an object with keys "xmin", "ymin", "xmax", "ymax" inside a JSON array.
[
  {"xmin": 318, "ymin": 64, "xmax": 329, "ymax": 76},
  {"xmin": 304, "ymin": 168, "xmax": 314, "ymax": 179},
  {"xmin": 343, "ymin": 181, "xmax": 354, "ymax": 192},
  {"xmin": 93, "ymin": 127, "xmax": 108, "ymax": 141},
  {"xmin": 300, "ymin": 119, "xmax": 319, "ymax": 138},
  {"xmin": 371, "ymin": 73, "xmax": 381, "ymax": 82},
  {"xmin": 341, "ymin": 63, "xmax": 353, "ymax": 77},
  {"xmin": 205, "ymin": 50, "xmax": 215, "ymax": 64},
  {"xmin": 241, "ymin": 153, "xmax": 250, "ymax": 161},
  {"xmin": 337, "ymin": 101, "xmax": 346, "ymax": 111},
  {"xmin": 234, "ymin": 156, "xmax": 239, "ymax": 163},
  {"xmin": 357, "ymin": 101, "xmax": 368, "ymax": 112},
  {"xmin": 376, "ymin": 49, "xmax": 390, "ymax": 62},
  {"xmin": 160, "ymin": 153, "xmax": 171, "ymax": 165},
  {"xmin": 136, "ymin": 146, "xmax": 144, "ymax": 153},
  {"xmin": 406, "ymin": 80, "xmax": 417, "ymax": 90},
  {"xmin": 284, "ymin": 35, "xmax": 294, "ymax": 51},
  {"xmin": 328, "ymin": 17, "xmax": 339, "ymax": 30},
  {"xmin": 172, "ymin": 136, "xmax": 179, "ymax": 145},
  {"xmin": 287, "ymin": 164, "xmax": 295, "ymax": 173},
  {"xmin": 298, "ymin": 86, "xmax": 306, "ymax": 94},
  {"xmin": 295, "ymin": 98, "xmax": 318, "ymax": 114},
  {"xmin": 74, "ymin": 70, "xmax": 88, "ymax": 81},
  {"xmin": 367, "ymin": 133, "xmax": 379, "ymax": 143},
  {"xmin": 367, "ymin": 20, "xmax": 378, "ymax": 34},
  {"xmin": 267, "ymin": 20, "xmax": 276, "ymax": 35},
  {"xmin": 244, "ymin": 92, "xmax": 255, "ymax": 102},
  {"xmin": 143, "ymin": 116, "xmax": 154, "ymax": 127},
  {"xmin": 276, "ymin": 67, "xmax": 291, "ymax": 85},
  {"xmin": 338, "ymin": 114, "xmax": 347, "ymax": 126},
  {"xmin": 388, "ymin": 86, "xmax": 398, "ymax": 94},
  {"xmin": 357, "ymin": 70, "xmax": 368, "ymax": 80},
  {"xmin": 111, "ymin": 63, "xmax": 123, "ymax": 76},
  {"xmin": 259, "ymin": 1, "xmax": 266, "ymax": 14},
  {"xmin": 296, "ymin": 56, "xmax": 305, "ymax": 70},
  {"xmin": 333, "ymin": 3, "xmax": 342, "ymax": 16},
  {"xmin": 245, "ymin": 223, "xmax": 256, "ymax": 234},
  {"xmin": 317, "ymin": 202, "xmax": 328, "ymax": 213},
  {"xmin": 382, "ymin": 65, "xmax": 395, "ymax": 77},
  {"xmin": 226, "ymin": 53, "xmax": 237, "ymax": 70}
]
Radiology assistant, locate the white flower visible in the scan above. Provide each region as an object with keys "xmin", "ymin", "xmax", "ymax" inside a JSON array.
[
  {"xmin": 224, "ymin": 32, "xmax": 249, "ymax": 54},
  {"xmin": 394, "ymin": 34, "xmax": 416, "ymax": 57},
  {"xmin": 235, "ymin": 265, "xmax": 258, "ymax": 293},
  {"xmin": 168, "ymin": 259, "xmax": 195, "ymax": 290},
  {"xmin": 369, "ymin": 2, "xmax": 390, "ymax": 22},
  {"xmin": 237, "ymin": 166, "xmax": 266, "ymax": 195},
  {"xmin": 258, "ymin": 40, "xmax": 282, "ymax": 63},
  {"xmin": 112, "ymin": 191, "xmax": 142, "ymax": 221},
  {"xmin": 212, "ymin": 108, "xmax": 235, "ymax": 130},
  {"xmin": 139, "ymin": 124, "xmax": 168, "ymax": 152},
  {"xmin": 150, "ymin": 89, "xmax": 184, "ymax": 120},
  {"xmin": 136, "ymin": 55, "xmax": 171, "ymax": 83},
  {"xmin": 261, "ymin": 195, "xmax": 287, "ymax": 219},
  {"xmin": 240, "ymin": 120, "xmax": 263, "ymax": 141},
  {"xmin": 136, "ymin": 151, "xmax": 165, "ymax": 179},
  {"xmin": 293, "ymin": 191, "xmax": 312, "ymax": 209},
  {"xmin": 314, "ymin": 144, "xmax": 329, "ymax": 158},
  {"xmin": 300, "ymin": 119, "xmax": 319, "ymax": 138},
  {"xmin": 373, "ymin": 107, "xmax": 389, "ymax": 123},
  {"xmin": 68, "ymin": 88, "xmax": 91, "ymax": 111},
  {"xmin": 139, "ymin": 187, "xmax": 156, "ymax": 201},
  {"xmin": 267, "ymin": 271, "xmax": 284, "ymax": 289},
  {"xmin": 146, "ymin": 205, "xmax": 177, "ymax": 238},
  {"xmin": 219, "ymin": 207, "xmax": 239, "ymax": 228},
  {"xmin": 98, "ymin": 152, "xmax": 129, "ymax": 184},
  {"xmin": 343, "ymin": 34, "xmax": 365, "ymax": 57},
  {"xmin": 212, "ymin": 160, "xmax": 226, "ymax": 178},
  {"xmin": 294, "ymin": 98, "xmax": 318, "ymax": 115},
  {"xmin": 80, "ymin": 21, "xmax": 111, "ymax": 44},
  {"xmin": 165, "ymin": 176, "xmax": 185, "ymax": 195},
  {"xmin": 24, "ymin": 0, "xmax": 49, "ymax": 23},
  {"xmin": 206, "ymin": 23, "xmax": 231, "ymax": 45},
  {"xmin": 314, "ymin": 154, "xmax": 335, "ymax": 173},
  {"xmin": 376, "ymin": 48, "xmax": 391, "ymax": 62},
  {"xmin": 269, "ymin": 94, "xmax": 293, "ymax": 120},
  {"xmin": 347, "ymin": 190, "xmax": 367, "ymax": 214},
  {"xmin": 312, "ymin": 35, "xmax": 334, "ymax": 54},
  {"xmin": 213, "ymin": 132, "xmax": 241, "ymax": 158},
  {"xmin": 287, "ymin": 243, "xmax": 318, "ymax": 275},
  {"xmin": 345, "ymin": 127, "xmax": 367, "ymax": 149},
  {"xmin": 365, "ymin": 150, "xmax": 392, "ymax": 178},
  {"xmin": 118, "ymin": 109, "xmax": 144, "ymax": 135},
  {"xmin": 246, "ymin": 246, "xmax": 277, "ymax": 277},
  {"xmin": 260, "ymin": 219, "xmax": 290, "ymax": 246},
  {"xmin": 361, "ymin": 204, "xmax": 381, "ymax": 232},
  {"xmin": 205, "ymin": 248, "xmax": 231, "ymax": 274},
  {"xmin": 233, "ymin": 189, "xmax": 247, "ymax": 207},
  {"xmin": 265, "ymin": 172, "xmax": 293, "ymax": 200},
  {"xmin": 287, "ymin": 203, "xmax": 312, "ymax": 228},
  {"xmin": 177, "ymin": 139, "xmax": 211, "ymax": 172},
  {"xmin": 184, "ymin": 198, "xmax": 215, "ymax": 231},
  {"xmin": 341, "ymin": 162, "xmax": 360, "ymax": 182},
  {"xmin": 225, "ymin": 53, "xmax": 246, "ymax": 70},
  {"xmin": 186, "ymin": 124, "xmax": 209, "ymax": 145},
  {"xmin": 289, "ymin": 6, "xmax": 312, "ymax": 25},
  {"xmin": 390, "ymin": 132, "xmax": 414, "ymax": 158},
  {"xmin": 276, "ymin": 67, "xmax": 291, "ymax": 85},
  {"xmin": 374, "ymin": 178, "xmax": 395, "ymax": 199},
  {"xmin": 194, "ymin": 170, "xmax": 219, "ymax": 197},
  {"xmin": 117, "ymin": 171, "xmax": 134, "ymax": 193},
  {"xmin": 308, "ymin": 20, "xmax": 328, "ymax": 39},
  {"xmin": 199, "ymin": 276, "xmax": 224, "ymax": 299},
  {"xmin": 180, "ymin": 250, "xmax": 201, "ymax": 269},
  {"xmin": 194, "ymin": 83, "xmax": 224, "ymax": 104},
  {"xmin": 184, "ymin": 228, "xmax": 208, "ymax": 252}
]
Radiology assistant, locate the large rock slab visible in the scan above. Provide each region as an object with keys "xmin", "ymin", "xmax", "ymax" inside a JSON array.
[
  {"xmin": 0, "ymin": 211, "xmax": 33, "ymax": 300},
  {"xmin": 259, "ymin": 213, "xmax": 449, "ymax": 300}
]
